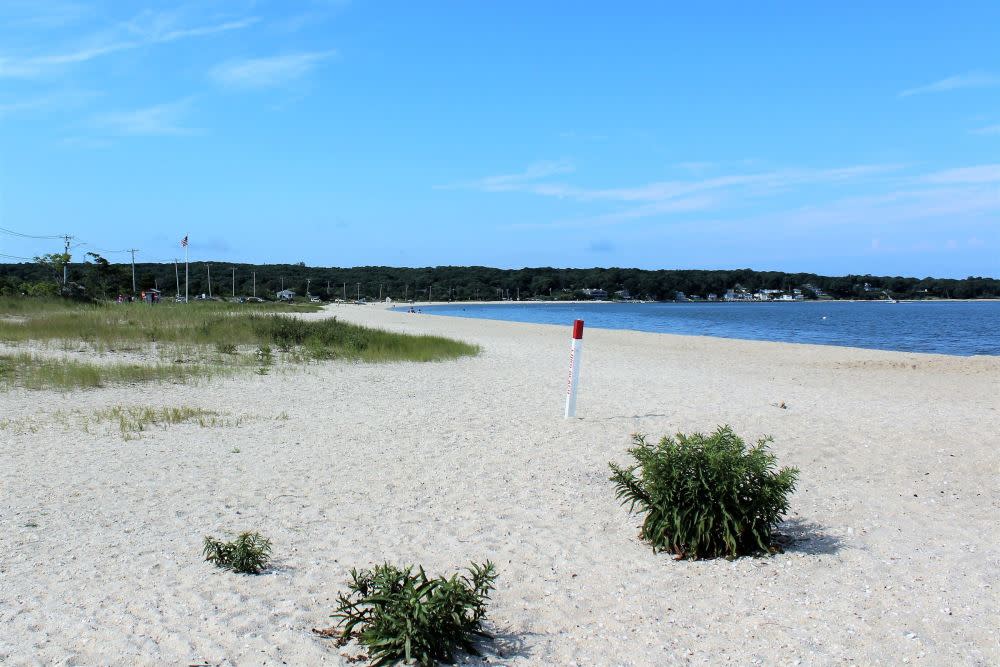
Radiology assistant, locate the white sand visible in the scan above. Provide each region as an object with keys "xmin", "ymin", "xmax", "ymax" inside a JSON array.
[{"xmin": 1, "ymin": 303, "xmax": 998, "ymax": 665}]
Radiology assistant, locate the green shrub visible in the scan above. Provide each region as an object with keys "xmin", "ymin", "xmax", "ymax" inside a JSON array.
[
  {"xmin": 324, "ymin": 561, "xmax": 497, "ymax": 666},
  {"xmin": 215, "ymin": 341, "xmax": 237, "ymax": 355},
  {"xmin": 255, "ymin": 344, "xmax": 273, "ymax": 365},
  {"xmin": 609, "ymin": 426, "xmax": 798, "ymax": 559},
  {"xmin": 203, "ymin": 531, "xmax": 272, "ymax": 574}
]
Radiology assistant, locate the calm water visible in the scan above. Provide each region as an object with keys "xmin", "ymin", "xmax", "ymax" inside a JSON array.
[{"xmin": 401, "ymin": 301, "xmax": 1000, "ymax": 356}]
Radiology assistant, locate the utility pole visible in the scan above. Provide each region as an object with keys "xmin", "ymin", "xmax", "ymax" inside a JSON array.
[
  {"xmin": 404, "ymin": 284, "xmax": 408, "ymax": 300},
  {"xmin": 429, "ymin": 285, "xmax": 433, "ymax": 301},
  {"xmin": 184, "ymin": 238, "xmax": 189, "ymax": 304},
  {"xmin": 206, "ymin": 264, "xmax": 212, "ymax": 298},
  {"xmin": 307, "ymin": 279, "xmax": 311, "ymax": 298},
  {"xmin": 252, "ymin": 271, "xmax": 256, "ymax": 298},
  {"xmin": 343, "ymin": 282, "xmax": 346, "ymax": 301},
  {"xmin": 128, "ymin": 248, "xmax": 139, "ymax": 293},
  {"xmin": 232, "ymin": 267, "xmax": 236, "ymax": 297},
  {"xmin": 62, "ymin": 234, "xmax": 73, "ymax": 286},
  {"xmin": 378, "ymin": 283, "xmax": 382, "ymax": 301},
  {"xmin": 356, "ymin": 282, "xmax": 360, "ymax": 301}
]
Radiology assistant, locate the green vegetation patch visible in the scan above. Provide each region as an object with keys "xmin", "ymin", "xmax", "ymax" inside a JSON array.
[
  {"xmin": 318, "ymin": 561, "xmax": 498, "ymax": 666},
  {"xmin": 203, "ymin": 531, "xmax": 272, "ymax": 574},
  {"xmin": 249, "ymin": 315, "xmax": 477, "ymax": 362},
  {"xmin": 0, "ymin": 353, "xmax": 219, "ymax": 391},
  {"xmin": 610, "ymin": 426, "xmax": 799, "ymax": 559},
  {"xmin": 0, "ymin": 298, "xmax": 477, "ymax": 363},
  {"xmin": 91, "ymin": 405, "xmax": 241, "ymax": 440}
]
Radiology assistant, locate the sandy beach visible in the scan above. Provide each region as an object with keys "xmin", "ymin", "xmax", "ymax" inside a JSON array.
[{"xmin": 1, "ymin": 303, "xmax": 998, "ymax": 666}]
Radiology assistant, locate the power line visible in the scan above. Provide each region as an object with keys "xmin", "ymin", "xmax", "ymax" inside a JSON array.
[
  {"xmin": 0, "ymin": 252, "xmax": 34, "ymax": 261},
  {"xmin": 81, "ymin": 245, "xmax": 130, "ymax": 254},
  {"xmin": 0, "ymin": 226, "xmax": 63, "ymax": 240}
]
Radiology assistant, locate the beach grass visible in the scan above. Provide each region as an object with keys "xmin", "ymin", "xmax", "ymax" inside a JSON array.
[
  {"xmin": 0, "ymin": 353, "xmax": 220, "ymax": 391},
  {"xmin": 0, "ymin": 298, "xmax": 478, "ymax": 390},
  {"xmin": 0, "ymin": 298, "xmax": 320, "ymax": 348},
  {"xmin": 92, "ymin": 405, "xmax": 226, "ymax": 439}
]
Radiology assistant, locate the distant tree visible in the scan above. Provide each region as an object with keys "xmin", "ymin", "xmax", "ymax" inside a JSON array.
[{"xmin": 34, "ymin": 252, "xmax": 71, "ymax": 287}]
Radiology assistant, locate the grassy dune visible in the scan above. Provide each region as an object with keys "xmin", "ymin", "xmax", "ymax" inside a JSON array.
[
  {"xmin": 0, "ymin": 353, "xmax": 220, "ymax": 390},
  {"xmin": 0, "ymin": 298, "xmax": 478, "ymax": 390}
]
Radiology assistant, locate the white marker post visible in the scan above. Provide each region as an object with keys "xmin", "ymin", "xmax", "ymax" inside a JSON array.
[{"xmin": 564, "ymin": 319, "xmax": 584, "ymax": 418}]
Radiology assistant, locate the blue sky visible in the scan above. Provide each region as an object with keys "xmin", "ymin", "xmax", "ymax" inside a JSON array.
[{"xmin": 1, "ymin": 1, "xmax": 998, "ymax": 278}]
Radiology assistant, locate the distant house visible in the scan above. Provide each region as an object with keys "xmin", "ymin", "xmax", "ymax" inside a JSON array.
[
  {"xmin": 276, "ymin": 289, "xmax": 295, "ymax": 301},
  {"xmin": 581, "ymin": 288, "xmax": 608, "ymax": 299},
  {"xmin": 707, "ymin": 293, "xmax": 719, "ymax": 301},
  {"xmin": 754, "ymin": 288, "xmax": 784, "ymax": 301},
  {"xmin": 802, "ymin": 283, "xmax": 829, "ymax": 299},
  {"xmin": 724, "ymin": 286, "xmax": 753, "ymax": 302}
]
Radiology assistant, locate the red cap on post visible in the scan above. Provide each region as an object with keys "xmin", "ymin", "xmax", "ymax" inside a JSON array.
[{"xmin": 572, "ymin": 319, "xmax": 584, "ymax": 340}]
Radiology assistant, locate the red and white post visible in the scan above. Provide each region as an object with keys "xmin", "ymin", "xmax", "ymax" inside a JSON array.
[{"xmin": 564, "ymin": 319, "xmax": 584, "ymax": 419}]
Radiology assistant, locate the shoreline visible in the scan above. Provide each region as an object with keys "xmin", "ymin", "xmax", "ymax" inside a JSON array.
[{"xmin": 371, "ymin": 301, "xmax": 1000, "ymax": 359}]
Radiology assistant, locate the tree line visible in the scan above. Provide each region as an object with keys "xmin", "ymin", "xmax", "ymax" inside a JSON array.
[{"xmin": 1, "ymin": 256, "xmax": 997, "ymax": 301}]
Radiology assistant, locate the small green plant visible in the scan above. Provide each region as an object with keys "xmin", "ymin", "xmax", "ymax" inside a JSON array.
[
  {"xmin": 202, "ymin": 531, "xmax": 272, "ymax": 574},
  {"xmin": 609, "ymin": 426, "xmax": 799, "ymax": 559},
  {"xmin": 255, "ymin": 344, "xmax": 273, "ymax": 365},
  {"xmin": 215, "ymin": 341, "xmax": 237, "ymax": 354},
  {"xmin": 320, "ymin": 561, "xmax": 498, "ymax": 666}
]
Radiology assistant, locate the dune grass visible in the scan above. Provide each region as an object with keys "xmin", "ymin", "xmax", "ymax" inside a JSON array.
[
  {"xmin": 0, "ymin": 353, "xmax": 220, "ymax": 390},
  {"xmin": 0, "ymin": 298, "xmax": 475, "ymax": 360},
  {"xmin": 0, "ymin": 298, "xmax": 320, "ymax": 348},
  {"xmin": 2, "ymin": 404, "xmax": 284, "ymax": 439},
  {"xmin": 92, "ymin": 405, "xmax": 225, "ymax": 440},
  {"xmin": 0, "ymin": 298, "xmax": 478, "ymax": 390}
]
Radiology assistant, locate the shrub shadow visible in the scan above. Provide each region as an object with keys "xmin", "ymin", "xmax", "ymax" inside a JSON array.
[
  {"xmin": 774, "ymin": 517, "xmax": 845, "ymax": 555},
  {"xmin": 470, "ymin": 625, "xmax": 532, "ymax": 664}
]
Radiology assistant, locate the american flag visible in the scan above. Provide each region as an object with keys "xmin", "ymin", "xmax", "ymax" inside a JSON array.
[{"xmin": 180, "ymin": 235, "xmax": 188, "ymax": 248}]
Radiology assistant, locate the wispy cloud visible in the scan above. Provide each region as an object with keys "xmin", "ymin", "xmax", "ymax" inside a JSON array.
[
  {"xmin": 136, "ymin": 16, "xmax": 258, "ymax": 44},
  {"xmin": 508, "ymin": 196, "xmax": 717, "ymax": 230},
  {"xmin": 0, "ymin": 12, "xmax": 257, "ymax": 78},
  {"xmin": 0, "ymin": 1, "xmax": 93, "ymax": 29},
  {"xmin": 972, "ymin": 124, "xmax": 1000, "ymax": 136},
  {"xmin": 779, "ymin": 186, "xmax": 1000, "ymax": 227},
  {"xmin": 899, "ymin": 71, "xmax": 1000, "ymax": 97},
  {"xmin": 674, "ymin": 161, "xmax": 716, "ymax": 173},
  {"xmin": 209, "ymin": 51, "xmax": 336, "ymax": 89},
  {"xmin": 275, "ymin": 0, "xmax": 353, "ymax": 32},
  {"xmin": 0, "ymin": 89, "xmax": 97, "ymax": 117},
  {"xmin": 90, "ymin": 98, "xmax": 199, "ymax": 136},
  {"xmin": 469, "ymin": 159, "xmax": 988, "ymax": 233},
  {"xmin": 923, "ymin": 164, "xmax": 1000, "ymax": 184},
  {"xmin": 452, "ymin": 160, "xmax": 575, "ymax": 193},
  {"xmin": 456, "ymin": 162, "xmax": 905, "ymax": 207}
]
